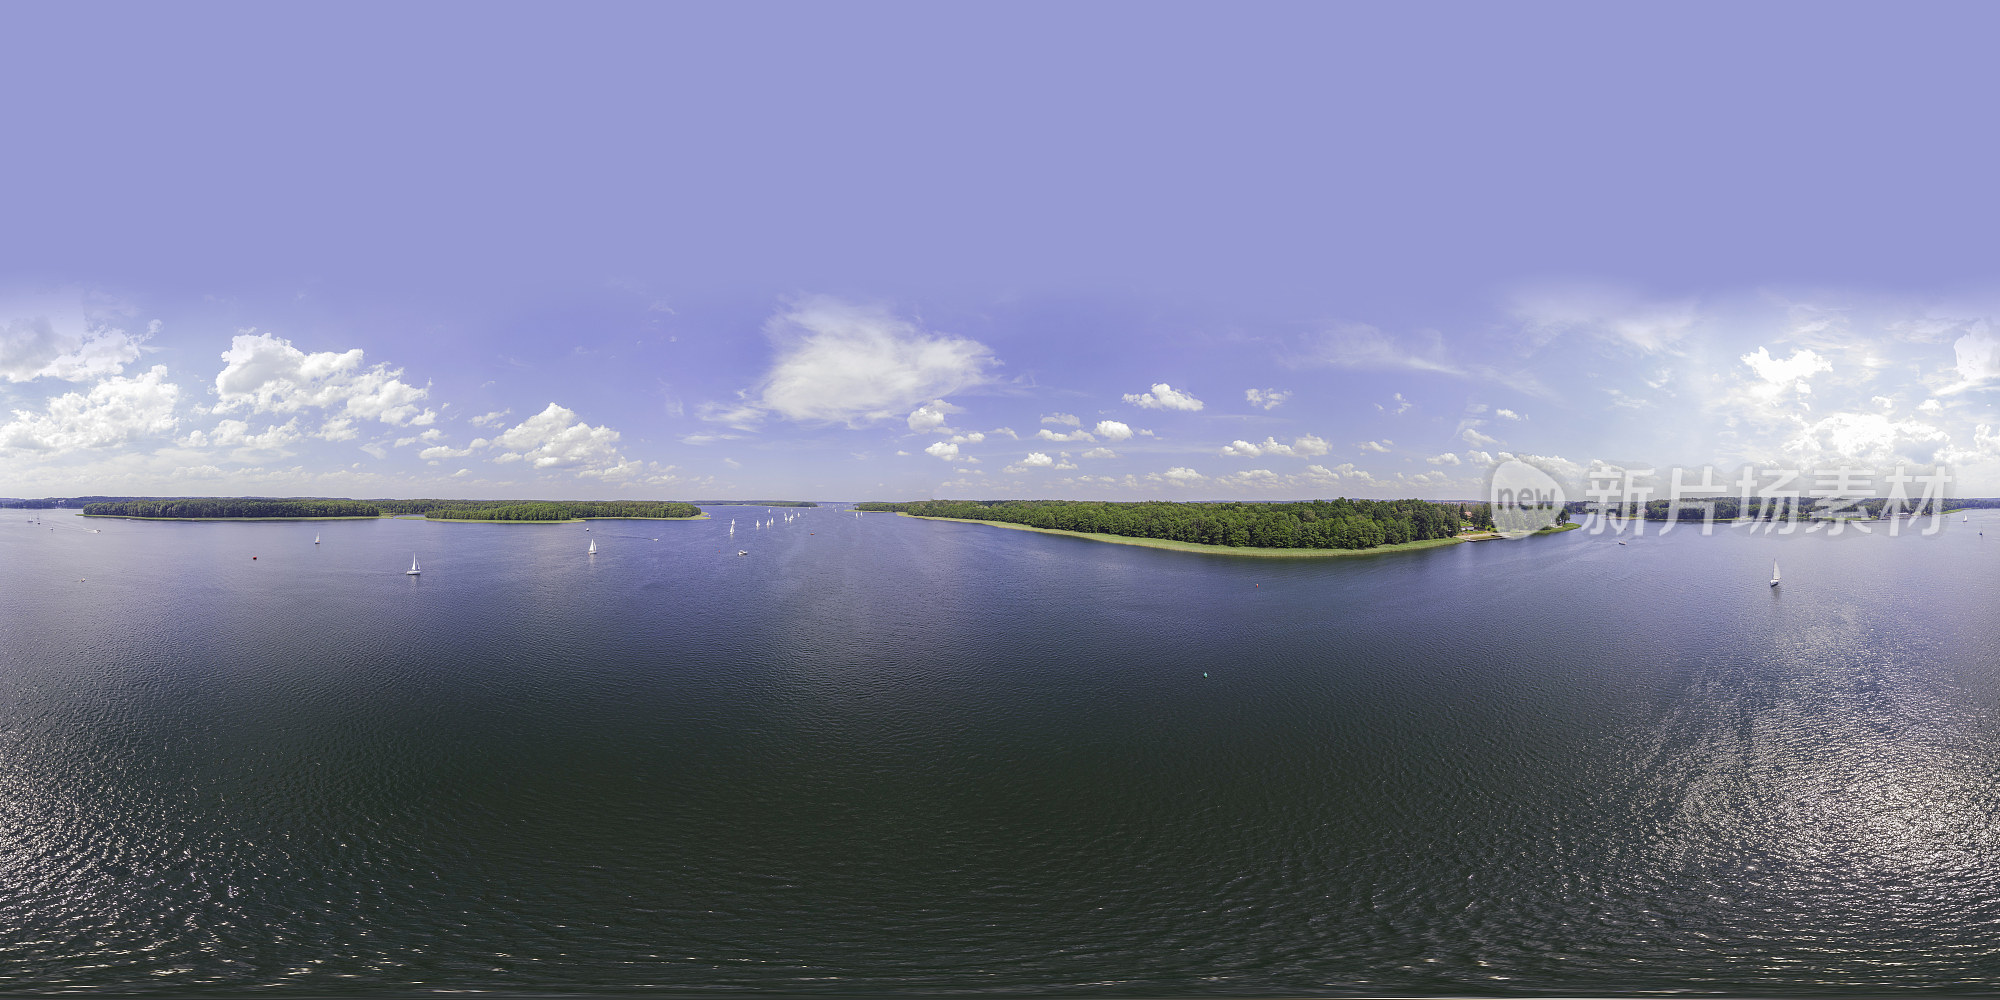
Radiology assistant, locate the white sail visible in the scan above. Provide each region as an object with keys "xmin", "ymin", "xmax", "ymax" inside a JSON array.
[
  {"xmin": 588, "ymin": 538, "xmax": 597, "ymax": 554},
  {"xmin": 406, "ymin": 555, "xmax": 421, "ymax": 576},
  {"xmin": 314, "ymin": 532, "xmax": 320, "ymax": 544},
  {"xmin": 1769, "ymin": 558, "xmax": 1779, "ymax": 587}
]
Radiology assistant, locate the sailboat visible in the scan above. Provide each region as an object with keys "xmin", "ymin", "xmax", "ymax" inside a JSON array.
[
  {"xmin": 588, "ymin": 538, "xmax": 597, "ymax": 555},
  {"xmin": 314, "ymin": 532, "xmax": 320, "ymax": 544},
  {"xmin": 406, "ymin": 555, "xmax": 421, "ymax": 576},
  {"xmin": 1769, "ymin": 558, "xmax": 1780, "ymax": 588}
]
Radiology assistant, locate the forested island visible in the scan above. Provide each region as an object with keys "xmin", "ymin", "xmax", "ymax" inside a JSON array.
[
  {"xmin": 856, "ymin": 499, "xmax": 1484, "ymax": 551},
  {"xmin": 424, "ymin": 500, "xmax": 701, "ymax": 521},
  {"xmin": 79, "ymin": 498, "xmax": 702, "ymax": 520}
]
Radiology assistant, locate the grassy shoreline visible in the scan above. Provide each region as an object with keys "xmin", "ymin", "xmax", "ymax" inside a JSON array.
[{"xmin": 897, "ymin": 512, "xmax": 1475, "ymax": 558}]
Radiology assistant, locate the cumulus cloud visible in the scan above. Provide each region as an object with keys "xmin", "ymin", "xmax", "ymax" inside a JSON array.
[
  {"xmin": 1081, "ymin": 447, "xmax": 1117, "ymax": 459},
  {"xmin": 0, "ymin": 365, "xmax": 181, "ymax": 453},
  {"xmin": 1952, "ymin": 324, "xmax": 2000, "ymax": 388},
  {"xmin": 1036, "ymin": 427, "xmax": 1096, "ymax": 443},
  {"xmin": 947, "ymin": 431, "xmax": 985, "ymax": 444},
  {"xmin": 1374, "ymin": 392, "xmax": 1413, "ymax": 415},
  {"xmin": 989, "ymin": 426, "xmax": 1018, "ymax": 439},
  {"xmin": 1359, "ymin": 439, "xmax": 1393, "ymax": 453},
  {"xmin": 1219, "ymin": 434, "xmax": 1333, "ymax": 458},
  {"xmin": 1041, "ymin": 412, "xmax": 1081, "ymax": 427},
  {"xmin": 1428, "ymin": 452, "xmax": 1462, "ymax": 465},
  {"xmin": 1742, "ymin": 346, "xmax": 1832, "ymax": 391},
  {"xmin": 419, "ymin": 444, "xmax": 474, "ymax": 460},
  {"xmin": 0, "ymin": 291, "xmax": 147, "ymax": 383},
  {"xmin": 469, "ymin": 409, "xmax": 511, "ymax": 428},
  {"xmin": 1496, "ymin": 408, "xmax": 1524, "ymax": 420},
  {"xmin": 1021, "ymin": 451, "xmax": 1054, "ymax": 467},
  {"xmin": 1093, "ymin": 419, "xmax": 1134, "ymax": 442},
  {"xmin": 1461, "ymin": 428, "xmax": 1497, "ymax": 448},
  {"xmin": 753, "ymin": 297, "xmax": 996, "ymax": 426},
  {"xmin": 1244, "ymin": 388, "xmax": 1291, "ymax": 410},
  {"xmin": 486, "ymin": 402, "xmax": 623, "ymax": 470},
  {"xmin": 908, "ymin": 399, "xmax": 959, "ymax": 432},
  {"xmin": 213, "ymin": 332, "xmax": 435, "ymax": 430},
  {"xmin": 1161, "ymin": 466, "xmax": 1204, "ymax": 482},
  {"xmin": 1123, "ymin": 383, "xmax": 1204, "ymax": 411},
  {"xmin": 924, "ymin": 440, "xmax": 959, "ymax": 460}
]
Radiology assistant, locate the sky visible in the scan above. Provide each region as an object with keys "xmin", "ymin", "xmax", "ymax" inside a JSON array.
[{"xmin": 7, "ymin": 2, "xmax": 2000, "ymax": 501}]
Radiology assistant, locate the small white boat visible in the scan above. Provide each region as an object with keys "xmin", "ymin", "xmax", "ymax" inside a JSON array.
[
  {"xmin": 314, "ymin": 532, "xmax": 321, "ymax": 544},
  {"xmin": 406, "ymin": 555, "xmax": 421, "ymax": 576},
  {"xmin": 738, "ymin": 549, "xmax": 748, "ymax": 556},
  {"xmin": 1769, "ymin": 558, "xmax": 1780, "ymax": 588},
  {"xmin": 588, "ymin": 539, "xmax": 597, "ymax": 555}
]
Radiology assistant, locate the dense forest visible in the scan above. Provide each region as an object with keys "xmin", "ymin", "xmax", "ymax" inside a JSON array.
[
  {"xmin": 856, "ymin": 499, "xmax": 1476, "ymax": 550},
  {"xmin": 424, "ymin": 500, "xmax": 701, "ymax": 521},
  {"xmin": 83, "ymin": 499, "xmax": 382, "ymax": 519},
  {"xmin": 692, "ymin": 500, "xmax": 817, "ymax": 507}
]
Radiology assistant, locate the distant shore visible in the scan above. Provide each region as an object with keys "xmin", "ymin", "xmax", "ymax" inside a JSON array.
[
  {"xmin": 899, "ymin": 512, "xmax": 1489, "ymax": 558},
  {"xmin": 80, "ymin": 513, "xmax": 388, "ymax": 522},
  {"xmin": 423, "ymin": 514, "xmax": 709, "ymax": 523}
]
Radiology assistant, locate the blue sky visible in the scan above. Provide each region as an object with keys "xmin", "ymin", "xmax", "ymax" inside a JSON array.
[{"xmin": 7, "ymin": 2, "xmax": 2000, "ymax": 500}]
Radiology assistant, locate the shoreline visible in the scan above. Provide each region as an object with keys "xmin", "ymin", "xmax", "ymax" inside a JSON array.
[{"xmin": 897, "ymin": 512, "xmax": 1483, "ymax": 558}]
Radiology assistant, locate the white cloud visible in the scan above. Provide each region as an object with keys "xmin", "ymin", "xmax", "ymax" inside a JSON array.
[
  {"xmin": 1123, "ymin": 382, "xmax": 1205, "ymax": 411},
  {"xmin": 1220, "ymin": 434, "xmax": 1333, "ymax": 458},
  {"xmin": 1161, "ymin": 466, "xmax": 1204, "ymax": 482},
  {"xmin": 0, "ymin": 365, "xmax": 180, "ymax": 453},
  {"xmin": 1041, "ymin": 412, "xmax": 1081, "ymax": 427},
  {"xmin": 908, "ymin": 399, "xmax": 959, "ymax": 432},
  {"xmin": 1373, "ymin": 392, "xmax": 1414, "ymax": 415},
  {"xmin": 948, "ymin": 431, "xmax": 985, "ymax": 444},
  {"xmin": 1359, "ymin": 439, "xmax": 1393, "ymax": 453},
  {"xmin": 1871, "ymin": 396, "xmax": 1894, "ymax": 411},
  {"xmin": 1465, "ymin": 450, "xmax": 1495, "ymax": 465},
  {"xmin": 1021, "ymin": 451, "xmax": 1054, "ymax": 467},
  {"xmin": 1428, "ymin": 452, "xmax": 1462, "ymax": 465},
  {"xmin": 1920, "ymin": 398, "xmax": 1944, "ymax": 414},
  {"xmin": 989, "ymin": 426, "xmax": 1018, "ymax": 439},
  {"xmin": 1953, "ymin": 324, "xmax": 2000, "ymax": 387},
  {"xmin": 469, "ymin": 409, "xmax": 511, "ymax": 428},
  {"xmin": 0, "ymin": 291, "xmax": 147, "ymax": 382},
  {"xmin": 1094, "ymin": 419, "xmax": 1134, "ymax": 442},
  {"xmin": 924, "ymin": 440, "xmax": 959, "ymax": 460},
  {"xmin": 754, "ymin": 297, "xmax": 996, "ymax": 425},
  {"xmin": 486, "ymin": 402, "xmax": 623, "ymax": 470},
  {"xmin": 1081, "ymin": 447, "xmax": 1117, "ymax": 459},
  {"xmin": 1036, "ymin": 427, "xmax": 1096, "ymax": 443},
  {"xmin": 213, "ymin": 332, "xmax": 435, "ymax": 429},
  {"xmin": 1244, "ymin": 388, "xmax": 1291, "ymax": 410},
  {"xmin": 360, "ymin": 442, "xmax": 388, "ymax": 459},
  {"xmin": 1496, "ymin": 408, "xmax": 1524, "ymax": 420},
  {"xmin": 1461, "ymin": 428, "xmax": 1497, "ymax": 448},
  {"xmin": 419, "ymin": 444, "xmax": 474, "ymax": 460},
  {"xmin": 1742, "ymin": 346, "xmax": 1832, "ymax": 390}
]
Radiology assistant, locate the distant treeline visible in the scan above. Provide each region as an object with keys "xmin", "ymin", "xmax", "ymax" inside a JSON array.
[
  {"xmin": 856, "ymin": 499, "xmax": 1476, "ymax": 550},
  {"xmin": 425, "ymin": 500, "xmax": 700, "ymax": 521},
  {"xmin": 84, "ymin": 499, "xmax": 381, "ymax": 519},
  {"xmin": 691, "ymin": 500, "xmax": 818, "ymax": 507},
  {"xmin": 1569, "ymin": 496, "xmax": 1966, "ymax": 521}
]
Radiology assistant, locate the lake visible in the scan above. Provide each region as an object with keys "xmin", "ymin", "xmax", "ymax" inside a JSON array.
[{"xmin": 4, "ymin": 506, "xmax": 2000, "ymax": 995}]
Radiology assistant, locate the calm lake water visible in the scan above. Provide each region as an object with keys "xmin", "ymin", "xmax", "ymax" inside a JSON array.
[{"xmin": 5, "ymin": 506, "xmax": 2000, "ymax": 995}]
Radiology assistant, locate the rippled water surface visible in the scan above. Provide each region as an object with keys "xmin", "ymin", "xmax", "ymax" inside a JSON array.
[{"xmin": 5, "ymin": 507, "xmax": 2000, "ymax": 995}]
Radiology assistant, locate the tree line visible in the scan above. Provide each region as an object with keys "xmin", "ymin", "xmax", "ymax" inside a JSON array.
[
  {"xmin": 83, "ymin": 499, "xmax": 382, "ymax": 519},
  {"xmin": 856, "ymin": 499, "xmax": 1476, "ymax": 550},
  {"xmin": 424, "ymin": 500, "xmax": 701, "ymax": 520}
]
